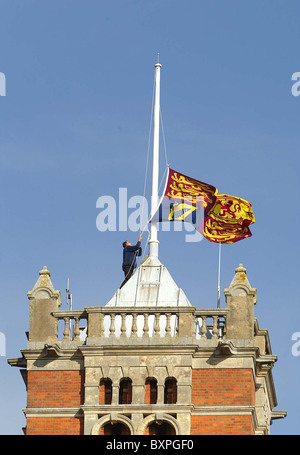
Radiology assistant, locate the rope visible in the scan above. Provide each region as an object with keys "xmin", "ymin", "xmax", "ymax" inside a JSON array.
[
  {"xmin": 139, "ymin": 114, "xmax": 169, "ymax": 240},
  {"xmin": 160, "ymin": 107, "xmax": 169, "ymax": 167},
  {"xmin": 140, "ymin": 72, "xmax": 155, "ymax": 237}
]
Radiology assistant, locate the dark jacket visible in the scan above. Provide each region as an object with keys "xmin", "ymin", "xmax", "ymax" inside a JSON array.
[{"xmin": 122, "ymin": 241, "xmax": 142, "ymax": 268}]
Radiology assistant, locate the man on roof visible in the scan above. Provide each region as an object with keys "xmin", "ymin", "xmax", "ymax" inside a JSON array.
[{"xmin": 120, "ymin": 235, "xmax": 142, "ymax": 289}]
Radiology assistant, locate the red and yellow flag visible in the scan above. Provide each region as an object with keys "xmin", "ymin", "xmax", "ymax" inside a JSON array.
[{"xmin": 157, "ymin": 168, "xmax": 255, "ymax": 244}]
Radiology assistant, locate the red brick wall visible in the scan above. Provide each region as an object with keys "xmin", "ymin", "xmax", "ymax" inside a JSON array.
[
  {"xmin": 191, "ymin": 415, "xmax": 254, "ymax": 435},
  {"xmin": 26, "ymin": 370, "xmax": 84, "ymax": 435},
  {"xmin": 192, "ymin": 368, "xmax": 255, "ymax": 406},
  {"xmin": 191, "ymin": 368, "xmax": 255, "ymax": 435},
  {"xmin": 26, "ymin": 416, "xmax": 84, "ymax": 435},
  {"xmin": 27, "ymin": 370, "xmax": 84, "ymax": 408},
  {"xmin": 25, "ymin": 368, "xmax": 256, "ymax": 435}
]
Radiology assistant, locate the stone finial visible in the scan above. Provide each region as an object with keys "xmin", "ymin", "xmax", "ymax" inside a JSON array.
[
  {"xmin": 27, "ymin": 266, "xmax": 61, "ymax": 305},
  {"xmin": 236, "ymin": 263, "xmax": 246, "ymax": 272},
  {"xmin": 40, "ymin": 265, "xmax": 51, "ymax": 276}
]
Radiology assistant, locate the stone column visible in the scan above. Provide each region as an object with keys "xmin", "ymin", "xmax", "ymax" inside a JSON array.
[
  {"xmin": 157, "ymin": 382, "xmax": 165, "ymax": 404},
  {"xmin": 176, "ymin": 367, "xmax": 192, "ymax": 405},
  {"xmin": 111, "ymin": 382, "xmax": 120, "ymax": 405},
  {"xmin": 84, "ymin": 367, "xmax": 101, "ymax": 405}
]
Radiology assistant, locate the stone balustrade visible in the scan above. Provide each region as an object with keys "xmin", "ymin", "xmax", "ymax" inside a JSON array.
[
  {"xmin": 52, "ymin": 310, "xmax": 87, "ymax": 341},
  {"xmin": 51, "ymin": 306, "xmax": 228, "ymax": 343},
  {"xmin": 195, "ymin": 309, "xmax": 227, "ymax": 340},
  {"xmin": 27, "ymin": 264, "xmax": 256, "ymax": 345}
]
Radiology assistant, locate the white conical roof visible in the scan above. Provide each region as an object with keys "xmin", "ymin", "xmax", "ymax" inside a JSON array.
[{"xmin": 106, "ymin": 255, "xmax": 191, "ymax": 307}]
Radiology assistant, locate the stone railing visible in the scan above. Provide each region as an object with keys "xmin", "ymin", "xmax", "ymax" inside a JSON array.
[
  {"xmin": 28, "ymin": 263, "xmax": 258, "ymax": 345},
  {"xmin": 52, "ymin": 310, "xmax": 87, "ymax": 341},
  {"xmin": 195, "ymin": 309, "xmax": 227, "ymax": 340},
  {"xmin": 52, "ymin": 307, "xmax": 228, "ymax": 342}
]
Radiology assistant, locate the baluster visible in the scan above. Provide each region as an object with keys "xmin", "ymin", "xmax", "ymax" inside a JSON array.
[
  {"xmin": 174, "ymin": 314, "xmax": 178, "ymax": 336},
  {"xmin": 74, "ymin": 317, "xmax": 81, "ymax": 340},
  {"xmin": 109, "ymin": 313, "xmax": 116, "ymax": 337},
  {"xmin": 143, "ymin": 313, "xmax": 149, "ymax": 337},
  {"xmin": 63, "ymin": 317, "xmax": 70, "ymax": 341},
  {"xmin": 132, "ymin": 313, "xmax": 138, "ymax": 337},
  {"xmin": 154, "ymin": 313, "xmax": 160, "ymax": 337},
  {"xmin": 120, "ymin": 313, "xmax": 126, "ymax": 337},
  {"xmin": 212, "ymin": 315, "xmax": 218, "ymax": 339},
  {"xmin": 193, "ymin": 316, "xmax": 197, "ymax": 338},
  {"xmin": 165, "ymin": 313, "xmax": 171, "ymax": 337},
  {"xmin": 201, "ymin": 315, "xmax": 207, "ymax": 339},
  {"xmin": 221, "ymin": 316, "xmax": 226, "ymax": 338},
  {"xmin": 99, "ymin": 313, "xmax": 104, "ymax": 337}
]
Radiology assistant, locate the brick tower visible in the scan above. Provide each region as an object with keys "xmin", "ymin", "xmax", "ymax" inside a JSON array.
[
  {"xmin": 7, "ymin": 60, "xmax": 286, "ymax": 436},
  {"xmin": 8, "ymin": 260, "xmax": 286, "ymax": 435}
]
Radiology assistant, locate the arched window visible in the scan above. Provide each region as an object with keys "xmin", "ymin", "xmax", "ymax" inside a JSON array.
[
  {"xmin": 145, "ymin": 378, "xmax": 157, "ymax": 404},
  {"xmin": 119, "ymin": 378, "xmax": 132, "ymax": 404},
  {"xmin": 100, "ymin": 422, "xmax": 131, "ymax": 435},
  {"xmin": 164, "ymin": 378, "xmax": 177, "ymax": 404},
  {"xmin": 145, "ymin": 421, "xmax": 176, "ymax": 435},
  {"xmin": 99, "ymin": 378, "xmax": 112, "ymax": 405}
]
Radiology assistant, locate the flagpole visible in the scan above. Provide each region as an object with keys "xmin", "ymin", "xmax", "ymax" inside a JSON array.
[
  {"xmin": 148, "ymin": 56, "xmax": 161, "ymax": 259},
  {"xmin": 217, "ymin": 242, "xmax": 221, "ymax": 308}
]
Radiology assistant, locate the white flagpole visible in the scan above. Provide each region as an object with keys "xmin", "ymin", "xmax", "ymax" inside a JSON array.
[
  {"xmin": 148, "ymin": 56, "xmax": 161, "ymax": 259},
  {"xmin": 217, "ymin": 242, "xmax": 221, "ymax": 308}
]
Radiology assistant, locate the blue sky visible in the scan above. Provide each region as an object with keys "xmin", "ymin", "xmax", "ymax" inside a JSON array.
[{"xmin": 0, "ymin": 0, "xmax": 299, "ymax": 435}]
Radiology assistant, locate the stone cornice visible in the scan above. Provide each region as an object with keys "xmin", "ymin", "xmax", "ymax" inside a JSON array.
[
  {"xmin": 271, "ymin": 410, "xmax": 287, "ymax": 421},
  {"xmin": 23, "ymin": 407, "xmax": 83, "ymax": 418},
  {"xmin": 81, "ymin": 404, "xmax": 193, "ymax": 413}
]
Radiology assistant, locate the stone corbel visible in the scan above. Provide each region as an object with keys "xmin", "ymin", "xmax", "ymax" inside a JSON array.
[
  {"xmin": 215, "ymin": 340, "xmax": 238, "ymax": 356},
  {"xmin": 256, "ymin": 354, "xmax": 277, "ymax": 373},
  {"xmin": 155, "ymin": 412, "xmax": 164, "ymax": 425},
  {"xmin": 110, "ymin": 412, "xmax": 118, "ymax": 425},
  {"xmin": 44, "ymin": 343, "xmax": 60, "ymax": 357}
]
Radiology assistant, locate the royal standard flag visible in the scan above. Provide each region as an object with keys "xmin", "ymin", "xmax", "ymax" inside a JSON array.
[{"xmin": 152, "ymin": 168, "xmax": 255, "ymax": 244}]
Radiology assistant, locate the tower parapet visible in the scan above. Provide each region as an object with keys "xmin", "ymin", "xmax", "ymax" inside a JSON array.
[{"xmin": 8, "ymin": 263, "xmax": 286, "ymax": 435}]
